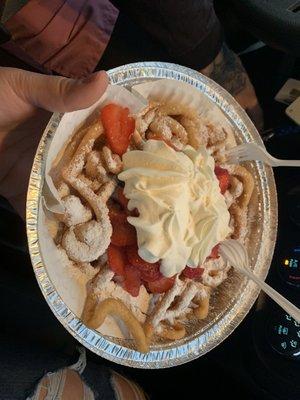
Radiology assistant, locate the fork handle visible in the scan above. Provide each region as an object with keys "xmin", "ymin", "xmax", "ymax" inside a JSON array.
[
  {"xmin": 242, "ymin": 267, "xmax": 300, "ymax": 323},
  {"xmin": 274, "ymin": 159, "xmax": 300, "ymax": 167}
]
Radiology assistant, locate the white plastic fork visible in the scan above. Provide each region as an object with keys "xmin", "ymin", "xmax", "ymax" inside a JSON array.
[
  {"xmin": 226, "ymin": 142, "xmax": 300, "ymax": 167},
  {"xmin": 219, "ymin": 239, "xmax": 300, "ymax": 323}
]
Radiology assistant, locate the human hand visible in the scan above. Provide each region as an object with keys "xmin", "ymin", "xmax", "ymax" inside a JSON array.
[
  {"xmin": 0, "ymin": 68, "xmax": 108, "ymax": 219},
  {"xmin": 200, "ymin": 44, "xmax": 264, "ymax": 132}
]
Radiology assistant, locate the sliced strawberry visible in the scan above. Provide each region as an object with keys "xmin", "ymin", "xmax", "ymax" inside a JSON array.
[
  {"xmin": 121, "ymin": 107, "xmax": 135, "ymax": 138},
  {"xmin": 117, "ymin": 187, "xmax": 129, "ymax": 210},
  {"xmin": 126, "ymin": 245, "xmax": 152, "ymax": 269},
  {"xmin": 182, "ymin": 266, "xmax": 204, "ymax": 280},
  {"xmin": 126, "ymin": 246, "xmax": 160, "ymax": 281},
  {"xmin": 111, "ymin": 220, "xmax": 137, "ymax": 247},
  {"xmin": 126, "ymin": 245, "xmax": 160, "ymax": 282},
  {"xmin": 100, "ymin": 103, "xmax": 135, "ymax": 156},
  {"xmin": 101, "ymin": 103, "xmax": 122, "ymax": 153},
  {"xmin": 147, "ymin": 275, "xmax": 175, "ymax": 294},
  {"xmin": 140, "ymin": 267, "xmax": 161, "ymax": 283},
  {"xmin": 108, "ymin": 201, "xmax": 128, "ymax": 223},
  {"xmin": 107, "ymin": 244, "xmax": 126, "ymax": 276},
  {"xmin": 214, "ymin": 166, "xmax": 230, "ymax": 194},
  {"xmin": 123, "ymin": 265, "xmax": 141, "ymax": 297},
  {"xmin": 209, "ymin": 244, "xmax": 220, "ymax": 259},
  {"xmin": 130, "ymin": 208, "xmax": 139, "ymax": 217}
]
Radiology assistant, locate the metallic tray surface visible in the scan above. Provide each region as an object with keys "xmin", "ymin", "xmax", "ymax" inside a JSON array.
[{"xmin": 26, "ymin": 62, "xmax": 277, "ymax": 368}]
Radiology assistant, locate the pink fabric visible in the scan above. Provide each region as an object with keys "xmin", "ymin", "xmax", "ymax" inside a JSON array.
[{"xmin": 4, "ymin": 0, "xmax": 119, "ymax": 78}]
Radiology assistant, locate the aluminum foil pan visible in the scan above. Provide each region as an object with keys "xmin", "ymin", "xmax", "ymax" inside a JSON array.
[{"xmin": 26, "ymin": 62, "xmax": 277, "ymax": 368}]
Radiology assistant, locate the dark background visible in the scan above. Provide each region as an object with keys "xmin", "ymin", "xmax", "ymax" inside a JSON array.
[{"xmin": 1, "ymin": 3, "xmax": 300, "ymax": 399}]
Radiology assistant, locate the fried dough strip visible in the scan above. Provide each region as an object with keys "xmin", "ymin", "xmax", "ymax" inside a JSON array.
[
  {"xmin": 144, "ymin": 278, "xmax": 211, "ymax": 342},
  {"xmin": 134, "ymin": 102, "xmax": 193, "ymax": 148},
  {"xmin": 63, "ymin": 122, "xmax": 104, "ymax": 178},
  {"xmin": 61, "ymin": 220, "xmax": 104, "ymax": 262},
  {"xmin": 149, "ymin": 115, "xmax": 188, "ymax": 144},
  {"xmin": 193, "ymin": 294, "xmax": 210, "ymax": 319},
  {"xmin": 85, "ymin": 150, "xmax": 108, "ymax": 181},
  {"xmin": 133, "ymin": 103, "xmax": 159, "ymax": 148},
  {"xmin": 159, "ymin": 103, "xmax": 198, "ymax": 119},
  {"xmin": 83, "ymin": 298, "xmax": 149, "ymax": 353},
  {"xmin": 158, "ymin": 322, "xmax": 186, "ymax": 340},
  {"xmin": 62, "ymin": 122, "xmax": 112, "ymax": 257},
  {"xmin": 81, "ymin": 293, "xmax": 98, "ymax": 325},
  {"xmin": 179, "ymin": 115, "xmax": 209, "ymax": 149},
  {"xmin": 102, "ymin": 146, "xmax": 123, "ymax": 174},
  {"xmin": 51, "ymin": 121, "xmax": 100, "ymax": 185},
  {"xmin": 228, "ymin": 164, "xmax": 254, "ymax": 210},
  {"xmin": 229, "ymin": 203, "xmax": 247, "ymax": 240},
  {"xmin": 227, "ymin": 164, "xmax": 254, "ymax": 239}
]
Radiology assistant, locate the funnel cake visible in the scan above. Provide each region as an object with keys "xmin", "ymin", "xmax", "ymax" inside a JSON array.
[{"xmin": 50, "ymin": 100, "xmax": 254, "ymax": 353}]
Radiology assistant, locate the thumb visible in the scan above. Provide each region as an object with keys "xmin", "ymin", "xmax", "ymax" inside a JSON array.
[{"xmin": 8, "ymin": 68, "xmax": 109, "ymax": 112}]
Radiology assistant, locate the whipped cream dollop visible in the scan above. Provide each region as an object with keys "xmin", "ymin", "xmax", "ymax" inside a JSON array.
[{"xmin": 118, "ymin": 140, "xmax": 231, "ymax": 277}]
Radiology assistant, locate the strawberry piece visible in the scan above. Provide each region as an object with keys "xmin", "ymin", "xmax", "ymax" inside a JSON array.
[
  {"xmin": 111, "ymin": 220, "xmax": 137, "ymax": 246},
  {"xmin": 117, "ymin": 187, "xmax": 129, "ymax": 210},
  {"xmin": 121, "ymin": 107, "xmax": 135, "ymax": 138},
  {"xmin": 209, "ymin": 244, "xmax": 220, "ymax": 259},
  {"xmin": 101, "ymin": 103, "xmax": 122, "ymax": 154},
  {"xmin": 107, "ymin": 244, "xmax": 126, "ymax": 276},
  {"xmin": 147, "ymin": 275, "xmax": 175, "ymax": 294},
  {"xmin": 126, "ymin": 245, "xmax": 161, "ymax": 282},
  {"xmin": 140, "ymin": 266, "xmax": 161, "ymax": 283},
  {"xmin": 126, "ymin": 245, "xmax": 153, "ymax": 269},
  {"xmin": 130, "ymin": 208, "xmax": 139, "ymax": 217},
  {"xmin": 123, "ymin": 265, "xmax": 141, "ymax": 297},
  {"xmin": 182, "ymin": 266, "xmax": 204, "ymax": 279},
  {"xmin": 100, "ymin": 103, "xmax": 135, "ymax": 156},
  {"xmin": 108, "ymin": 201, "xmax": 128, "ymax": 223},
  {"xmin": 214, "ymin": 166, "xmax": 230, "ymax": 194}
]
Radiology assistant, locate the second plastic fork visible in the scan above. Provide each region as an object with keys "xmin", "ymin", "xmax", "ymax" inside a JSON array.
[
  {"xmin": 226, "ymin": 142, "xmax": 300, "ymax": 167},
  {"xmin": 219, "ymin": 239, "xmax": 300, "ymax": 323}
]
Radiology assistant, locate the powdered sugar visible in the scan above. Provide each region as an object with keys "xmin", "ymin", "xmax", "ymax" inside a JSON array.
[
  {"xmin": 61, "ymin": 220, "xmax": 106, "ymax": 263},
  {"xmin": 97, "ymin": 179, "xmax": 117, "ymax": 204},
  {"xmin": 146, "ymin": 276, "xmax": 210, "ymax": 332},
  {"xmin": 57, "ymin": 246, "xmax": 99, "ymax": 285},
  {"xmin": 149, "ymin": 116, "xmax": 173, "ymax": 139},
  {"xmin": 57, "ymin": 182, "xmax": 70, "ymax": 198},
  {"xmin": 91, "ymin": 266, "xmax": 150, "ymax": 323},
  {"xmin": 201, "ymin": 258, "xmax": 231, "ymax": 288},
  {"xmin": 60, "ymin": 195, "xmax": 92, "ymax": 227},
  {"xmin": 102, "ymin": 146, "xmax": 122, "ymax": 174}
]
